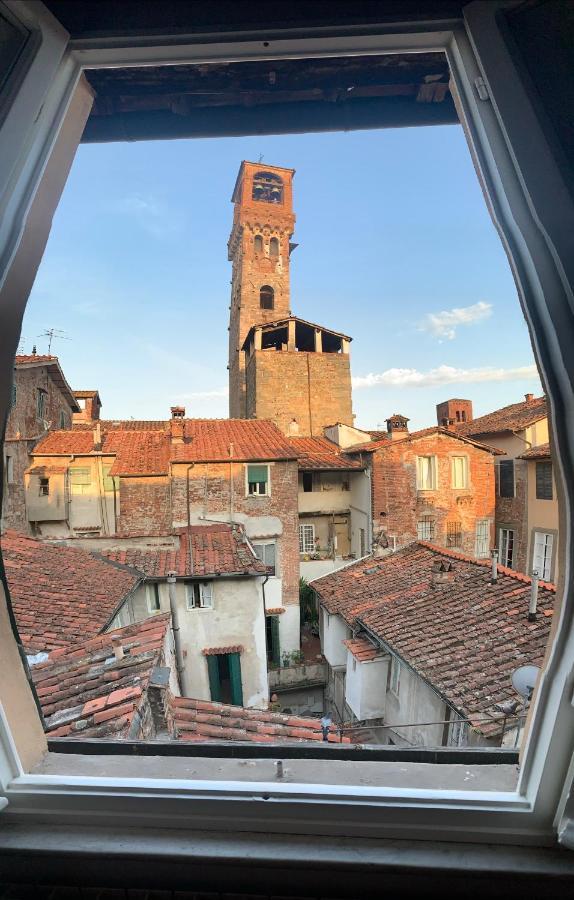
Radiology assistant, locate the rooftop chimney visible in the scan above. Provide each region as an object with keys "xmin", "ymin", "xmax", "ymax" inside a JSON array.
[
  {"xmin": 386, "ymin": 414, "xmax": 410, "ymax": 441},
  {"xmin": 93, "ymin": 422, "xmax": 102, "ymax": 451},
  {"xmin": 525, "ymin": 393, "xmax": 534, "ymax": 403},
  {"xmin": 288, "ymin": 418, "xmax": 300, "ymax": 436},
  {"xmin": 111, "ymin": 635, "xmax": 124, "ymax": 661},
  {"xmin": 490, "ymin": 548, "xmax": 499, "ymax": 583},
  {"xmin": 528, "ymin": 571, "xmax": 539, "ymax": 621},
  {"xmin": 170, "ymin": 406, "xmax": 186, "ymax": 443},
  {"xmin": 431, "ymin": 559, "xmax": 455, "ymax": 586}
]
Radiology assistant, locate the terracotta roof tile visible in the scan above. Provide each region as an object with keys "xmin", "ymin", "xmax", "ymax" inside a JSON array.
[
  {"xmin": 1, "ymin": 531, "xmax": 140, "ymax": 653},
  {"xmin": 171, "ymin": 697, "xmax": 350, "ymax": 743},
  {"xmin": 312, "ymin": 543, "xmax": 555, "ymax": 736},
  {"xmin": 347, "ymin": 427, "xmax": 504, "ymax": 455},
  {"xmin": 343, "ymin": 638, "xmax": 384, "ymax": 662},
  {"xmin": 457, "ymin": 396, "xmax": 547, "ymax": 437},
  {"xmin": 518, "ymin": 442, "xmax": 551, "ymax": 460},
  {"xmin": 102, "ymin": 524, "xmax": 266, "ymax": 578},
  {"xmin": 169, "ymin": 419, "xmax": 297, "ymax": 463},
  {"xmin": 32, "ymin": 615, "xmax": 170, "ymax": 738},
  {"xmin": 288, "ymin": 437, "xmax": 364, "ymax": 470}
]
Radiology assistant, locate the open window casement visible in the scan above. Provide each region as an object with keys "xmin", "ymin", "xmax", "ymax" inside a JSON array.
[{"xmin": 1, "ymin": 0, "xmax": 574, "ymax": 853}]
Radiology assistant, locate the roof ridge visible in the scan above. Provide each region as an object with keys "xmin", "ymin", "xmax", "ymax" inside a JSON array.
[{"xmin": 417, "ymin": 541, "xmax": 556, "ymax": 591}]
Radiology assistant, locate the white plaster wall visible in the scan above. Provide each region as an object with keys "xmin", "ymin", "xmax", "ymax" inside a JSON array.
[
  {"xmin": 110, "ymin": 577, "xmax": 269, "ymax": 708},
  {"xmin": 300, "ymin": 557, "xmax": 348, "ymax": 580},
  {"xmin": 345, "ymin": 651, "xmax": 390, "ymax": 720},
  {"xmin": 263, "ymin": 575, "xmax": 283, "ymax": 608},
  {"xmin": 279, "ymin": 604, "xmax": 300, "ymax": 656},
  {"xmin": 321, "ymin": 608, "xmax": 350, "ymax": 668},
  {"xmin": 384, "ymin": 661, "xmax": 447, "ymax": 747},
  {"xmin": 349, "ymin": 469, "xmax": 371, "ymax": 557},
  {"xmin": 324, "ymin": 423, "xmax": 372, "ymax": 449},
  {"xmin": 298, "ymin": 488, "xmax": 350, "ymax": 514}
]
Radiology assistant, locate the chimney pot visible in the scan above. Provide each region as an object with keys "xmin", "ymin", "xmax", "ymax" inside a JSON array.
[
  {"xmin": 386, "ymin": 413, "xmax": 410, "ymax": 441},
  {"xmin": 111, "ymin": 635, "xmax": 124, "ymax": 661},
  {"xmin": 170, "ymin": 406, "xmax": 186, "ymax": 443},
  {"xmin": 525, "ymin": 393, "xmax": 534, "ymax": 403},
  {"xmin": 93, "ymin": 422, "xmax": 102, "ymax": 450},
  {"xmin": 528, "ymin": 571, "xmax": 539, "ymax": 621}
]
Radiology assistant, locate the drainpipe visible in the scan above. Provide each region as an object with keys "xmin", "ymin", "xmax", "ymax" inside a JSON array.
[
  {"xmin": 261, "ymin": 573, "xmax": 270, "ymax": 667},
  {"xmin": 112, "ymin": 477, "xmax": 118, "ymax": 534},
  {"xmin": 528, "ymin": 570, "xmax": 539, "ymax": 621},
  {"xmin": 229, "ymin": 442, "xmax": 234, "ymax": 523},
  {"xmin": 167, "ymin": 572, "xmax": 186, "ymax": 695}
]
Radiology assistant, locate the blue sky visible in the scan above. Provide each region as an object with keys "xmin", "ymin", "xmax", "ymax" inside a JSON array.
[{"xmin": 22, "ymin": 123, "xmax": 541, "ymax": 429}]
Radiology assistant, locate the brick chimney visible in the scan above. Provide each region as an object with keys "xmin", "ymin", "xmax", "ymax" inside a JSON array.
[
  {"xmin": 73, "ymin": 390, "xmax": 102, "ymax": 424},
  {"xmin": 386, "ymin": 414, "xmax": 410, "ymax": 441},
  {"xmin": 170, "ymin": 406, "xmax": 186, "ymax": 443},
  {"xmin": 525, "ymin": 393, "xmax": 534, "ymax": 403},
  {"xmin": 93, "ymin": 422, "xmax": 102, "ymax": 451},
  {"xmin": 431, "ymin": 559, "xmax": 455, "ymax": 586},
  {"xmin": 436, "ymin": 399, "xmax": 473, "ymax": 428}
]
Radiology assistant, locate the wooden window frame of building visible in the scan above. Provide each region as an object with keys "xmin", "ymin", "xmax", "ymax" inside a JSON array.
[
  {"xmin": 299, "ymin": 523, "xmax": 316, "ymax": 554},
  {"xmin": 252, "ymin": 540, "xmax": 277, "ymax": 576},
  {"xmin": 451, "ymin": 454, "xmax": 469, "ymax": 490},
  {"xmin": 146, "ymin": 583, "xmax": 162, "ymax": 615},
  {"xmin": 416, "ymin": 455, "xmax": 438, "ymax": 491},
  {"xmin": 535, "ymin": 460, "xmax": 553, "ymax": 501},
  {"xmin": 499, "ymin": 526, "xmax": 516, "ymax": 569},
  {"xmin": 245, "ymin": 462, "xmax": 271, "ymax": 497},
  {"xmin": 1, "ymin": 0, "xmax": 574, "ymax": 857},
  {"xmin": 498, "ymin": 459, "xmax": 515, "ymax": 498},
  {"xmin": 186, "ymin": 582, "xmax": 213, "ymax": 610}
]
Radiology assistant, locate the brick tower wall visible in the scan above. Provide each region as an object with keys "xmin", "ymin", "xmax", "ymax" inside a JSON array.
[
  {"xmin": 246, "ymin": 350, "xmax": 354, "ymax": 437},
  {"xmin": 228, "ymin": 162, "xmax": 296, "ymax": 418},
  {"xmin": 436, "ymin": 398, "xmax": 473, "ymax": 427}
]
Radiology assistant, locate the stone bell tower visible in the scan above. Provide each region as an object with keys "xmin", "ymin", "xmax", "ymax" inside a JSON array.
[{"xmin": 228, "ymin": 162, "xmax": 296, "ymax": 418}]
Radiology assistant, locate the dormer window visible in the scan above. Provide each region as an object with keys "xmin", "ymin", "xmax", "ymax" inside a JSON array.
[{"xmin": 252, "ymin": 171, "xmax": 283, "ymax": 204}]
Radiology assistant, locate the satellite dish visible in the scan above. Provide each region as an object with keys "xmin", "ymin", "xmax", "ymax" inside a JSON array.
[{"xmin": 512, "ymin": 665, "xmax": 541, "ymax": 700}]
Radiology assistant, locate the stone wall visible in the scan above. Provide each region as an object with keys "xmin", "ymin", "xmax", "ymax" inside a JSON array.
[
  {"xmin": 370, "ymin": 433, "xmax": 496, "ymax": 557},
  {"xmin": 245, "ymin": 350, "xmax": 353, "ymax": 437}
]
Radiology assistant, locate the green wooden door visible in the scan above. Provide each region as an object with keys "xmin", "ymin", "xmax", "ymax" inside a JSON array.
[
  {"xmin": 228, "ymin": 652, "xmax": 243, "ymax": 706},
  {"xmin": 270, "ymin": 616, "xmax": 280, "ymax": 668},
  {"xmin": 207, "ymin": 655, "xmax": 221, "ymax": 702}
]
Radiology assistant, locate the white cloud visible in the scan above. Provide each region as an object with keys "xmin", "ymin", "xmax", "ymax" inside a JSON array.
[
  {"xmin": 419, "ymin": 301, "xmax": 493, "ymax": 341},
  {"xmin": 114, "ymin": 193, "xmax": 183, "ymax": 239},
  {"xmin": 353, "ymin": 364, "xmax": 539, "ymax": 389}
]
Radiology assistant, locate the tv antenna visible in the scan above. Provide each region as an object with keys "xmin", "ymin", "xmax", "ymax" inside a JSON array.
[
  {"xmin": 511, "ymin": 665, "xmax": 540, "ymax": 701},
  {"xmin": 258, "ymin": 153, "xmax": 264, "ymax": 163},
  {"xmin": 38, "ymin": 328, "xmax": 71, "ymax": 354}
]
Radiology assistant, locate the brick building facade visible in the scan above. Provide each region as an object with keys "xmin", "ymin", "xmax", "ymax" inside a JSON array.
[
  {"xmin": 345, "ymin": 419, "xmax": 499, "ymax": 558},
  {"xmin": 2, "ymin": 355, "xmax": 79, "ymax": 532},
  {"xmin": 228, "ymin": 161, "xmax": 354, "ymax": 436}
]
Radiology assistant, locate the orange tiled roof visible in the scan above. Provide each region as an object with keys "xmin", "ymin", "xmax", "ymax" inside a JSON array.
[
  {"xmin": 34, "ymin": 419, "xmax": 298, "ymax": 472},
  {"xmin": 33, "ymin": 615, "xmax": 170, "ymax": 738},
  {"xmin": 312, "ymin": 543, "xmax": 555, "ymax": 737},
  {"xmin": 172, "ymin": 697, "xmax": 350, "ymax": 743},
  {"xmin": 14, "ymin": 354, "xmax": 57, "ymax": 365},
  {"xmin": 519, "ymin": 442, "xmax": 551, "ymax": 460},
  {"xmin": 343, "ymin": 637, "xmax": 383, "ymax": 662},
  {"xmin": 347, "ymin": 426, "xmax": 504, "ymax": 455},
  {"xmin": 73, "ymin": 390, "xmax": 100, "ymax": 398},
  {"xmin": 457, "ymin": 395, "xmax": 547, "ymax": 437},
  {"xmin": 288, "ymin": 436, "xmax": 364, "ymax": 470},
  {"xmin": 102, "ymin": 524, "xmax": 266, "ymax": 578},
  {"xmin": 1, "ymin": 531, "xmax": 141, "ymax": 653}
]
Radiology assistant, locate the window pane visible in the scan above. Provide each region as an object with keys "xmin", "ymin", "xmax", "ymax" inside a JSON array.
[
  {"xmin": 535, "ymin": 461, "xmax": 553, "ymax": 500},
  {"xmin": 452, "ymin": 456, "xmax": 468, "ymax": 489},
  {"xmin": 299, "ymin": 524, "xmax": 315, "ymax": 553},
  {"xmin": 499, "ymin": 460, "xmax": 515, "ymax": 497},
  {"xmin": 533, "ymin": 532, "xmax": 553, "ymax": 581},
  {"xmin": 475, "ymin": 520, "xmax": 490, "ymax": 557},
  {"xmin": 417, "ymin": 517, "xmax": 435, "ymax": 541}
]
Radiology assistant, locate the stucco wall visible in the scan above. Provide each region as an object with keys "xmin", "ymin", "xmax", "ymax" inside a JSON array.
[
  {"xmin": 384, "ymin": 660, "xmax": 447, "ymax": 748},
  {"xmin": 110, "ymin": 577, "xmax": 269, "ymax": 708},
  {"xmin": 321, "ymin": 608, "xmax": 350, "ymax": 668},
  {"xmin": 524, "ymin": 458, "xmax": 560, "ymax": 581},
  {"xmin": 345, "ymin": 651, "xmax": 389, "ymax": 721}
]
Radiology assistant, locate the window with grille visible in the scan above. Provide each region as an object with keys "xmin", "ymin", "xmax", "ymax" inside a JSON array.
[
  {"xmin": 475, "ymin": 519, "xmax": 490, "ymax": 557},
  {"xmin": 499, "ymin": 527, "xmax": 515, "ymax": 568},
  {"xmin": 299, "ymin": 523, "xmax": 315, "ymax": 553},
  {"xmin": 416, "ymin": 455, "xmax": 437, "ymax": 490},
  {"xmin": 498, "ymin": 460, "xmax": 515, "ymax": 497},
  {"xmin": 451, "ymin": 455, "xmax": 469, "ymax": 489},
  {"xmin": 446, "ymin": 521, "xmax": 462, "ymax": 548},
  {"xmin": 247, "ymin": 464, "xmax": 269, "ymax": 496},
  {"xmin": 253, "ymin": 540, "xmax": 276, "ymax": 575},
  {"xmin": 417, "ymin": 516, "xmax": 435, "ymax": 540},
  {"xmin": 186, "ymin": 582, "xmax": 213, "ymax": 609},
  {"xmin": 535, "ymin": 461, "xmax": 553, "ymax": 500},
  {"xmin": 533, "ymin": 531, "xmax": 553, "ymax": 581}
]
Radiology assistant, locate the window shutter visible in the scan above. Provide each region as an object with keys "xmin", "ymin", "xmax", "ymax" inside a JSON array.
[
  {"xmin": 206, "ymin": 655, "xmax": 221, "ymax": 702},
  {"xmin": 536, "ymin": 461, "xmax": 553, "ymax": 500},
  {"xmin": 228, "ymin": 653, "xmax": 243, "ymax": 706},
  {"xmin": 270, "ymin": 616, "xmax": 281, "ymax": 667},
  {"xmin": 200, "ymin": 582, "xmax": 213, "ymax": 608},
  {"xmin": 499, "ymin": 460, "xmax": 515, "ymax": 497},
  {"xmin": 248, "ymin": 465, "xmax": 268, "ymax": 483}
]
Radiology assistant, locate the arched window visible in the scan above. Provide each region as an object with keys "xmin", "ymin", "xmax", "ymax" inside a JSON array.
[
  {"xmin": 254, "ymin": 234, "xmax": 263, "ymax": 253},
  {"xmin": 260, "ymin": 285, "xmax": 274, "ymax": 310},
  {"xmin": 252, "ymin": 171, "xmax": 283, "ymax": 204},
  {"xmin": 269, "ymin": 237, "xmax": 279, "ymax": 257}
]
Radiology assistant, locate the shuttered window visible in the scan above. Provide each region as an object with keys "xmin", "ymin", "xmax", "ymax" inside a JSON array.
[
  {"xmin": 533, "ymin": 531, "xmax": 553, "ymax": 581},
  {"xmin": 253, "ymin": 541, "xmax": 276, "ymax": 575},
  {"xmin": 535, "ymin": 461, "xmax": 553, "ymax": 500},
  {"xmin": 498, "ymin": 460, "xmax": 515, "ymax": 498},
  {"xmin": 186, "ymin": 582, "xmax": 213, "ymax": 609},
  {"xmin": 247, "ymin": 464, "xmax": 269, "ymax": 496},
  {"xmin": 475, "ymin": 520, "xmax": 490, "ymax": 558}
]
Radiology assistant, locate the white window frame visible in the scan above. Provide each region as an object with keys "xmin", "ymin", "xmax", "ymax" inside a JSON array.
[
  {"xmin": 416, "ymin": 455, "xmax": 437, "ymax": 491},
  {"xmin": 245, "ymin": 462, "xmax": 270, "ymax": 497},
  {"xmin": 451, "ymin": 455, "xmax": 469, "ymax": 489},
  {"xmin": 186, "ymin": 581, "xmax": 213, "ymax": 610},
  {"xmin": 532, "ymin": 531, "xmax": 554, "ymax": 582},
  {"xmin": 299, "ymin": 523, "xmax": 315, "ymax": 554},
  {"xmin": 146, "ymin": 582, "xmax": 162, "ymax": 614},
  {"xmin": 68, "ymin": 465, "xmax": 91, "ymax": 495},
  {"xmin": 252, "ymin": 540, "xmax": 277, "ymax": 576},
  {"xmin": 499, "ymin": 527, "xmax": 515, "ymax": 569},
  {"xmin": 475, "ymin": 519, "xmax": 490, "ymax": 558},
  {"xmin": 1, "ymin": 0, "xmax": 574, "ymax": 852}
]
